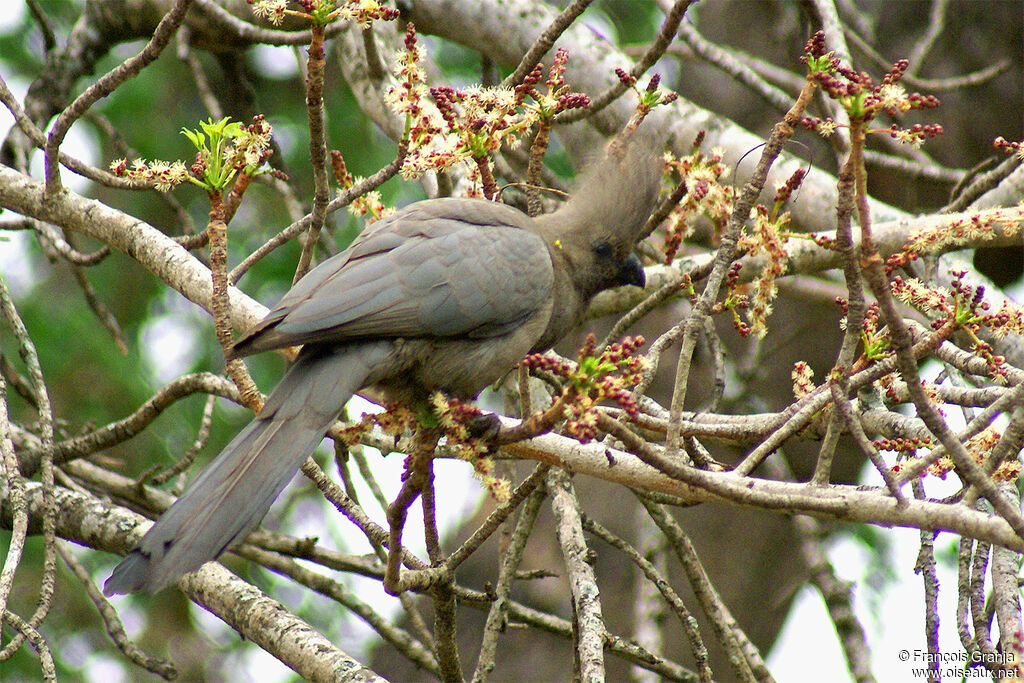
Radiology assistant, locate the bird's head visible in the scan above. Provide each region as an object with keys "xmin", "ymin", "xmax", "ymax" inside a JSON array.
[{"xmin": 535, "ymin": 138, "xmax": 662, "ymax": 299}]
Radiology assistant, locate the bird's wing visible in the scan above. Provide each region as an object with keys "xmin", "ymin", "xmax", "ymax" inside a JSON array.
[{"xmin": 231, "ymin": 198, "xmax": 554, "ymax": 356}]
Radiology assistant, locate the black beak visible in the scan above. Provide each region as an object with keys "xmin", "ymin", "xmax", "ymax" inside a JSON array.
[{"xmin": 616, "ymin": 253, "xmax": 646, "ymax": 289}]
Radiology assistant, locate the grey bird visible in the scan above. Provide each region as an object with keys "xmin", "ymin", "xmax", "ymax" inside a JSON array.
[{"xmin": 104, "ymin": 146, "xmax": 661, "ymax": 595}]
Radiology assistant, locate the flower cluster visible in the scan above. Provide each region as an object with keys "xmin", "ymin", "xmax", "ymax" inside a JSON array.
[
  {"xmin": 928, "ymin": 428, "xmax": 1021, "ymax": 482},
  {"xmin": 923, "ymin": 455, "xmax": 953, "ymax": 479},
  {"xmin": 660, "ymin": 136, "xmax": 733, "ymax": 263},
  {"xmin": 860, "ymin": 303, "xmax": 892, "ymax": 358},
  {"xmin": 773, "ymin": 168, "xmax": 806, "ymax": 206},
  {"xmin": 799, "ymin": 31, "xmax": 941, "ymax": 145},
  {"xmin": 329, "ymin": 150, "xmax": 392, "ymax": 220},
  {"xmin": 987, "ymin": 299, "xmax": 1024, "ymax": 338},
  {"xmin": 339, "ymin": 396, "xmax": 512, "ymax": 503},
  {"xmin": 876, "ymin": 437, "xmax": 933, "ymax": 460},
  {"xmin": 811, "ymin": 58, "xmax": 940, "ymax": 120},
  {"xmin": 430, "ymin": 394, "xmax": 510, "ymax": 502},
  {"xmin": 886, "ymin": 208, "xmax": 1024, "ymax": 292},
  {"xmin": 886, "ymin": 122, "xmax": 943, "ymax": 148},
  {"xmin": 615, "ymin": 70, "xmax": 678, "ymax": 111},
  {"xmin": 994, "ymin": 459, "xmax": 1023, "ymax": 483},
  {"xmin": 736, "ymin": 204, "xmax": 792, "ymax": 337},
  {"xmin": 994, "ymin": 136, "xmax": 1024, "ymax": 162},
  {"xmin": 608, "ymin": 72, "xmax": 678, "ymax": 156},
  {"xmin": 836, "ymin": 297, "xmax": 890, "ymax": 362},
  {"xmin": 857, "ymin": 302, "xmax": 890, "ymax": 360},
  {"xmin": 798, "ymin": 116, "xmax": 839, "ymax": 138},
  {"xmin": 109, "ymin": 157, "xmax": 189, "ymax": 192},
  {"xmin": 799, "ymin": 30, "xmax": 834, "ymax": 73},
  {"xmin": 805, "ymin": 231, "xmax": 837, "ymax": 250},
  {"xmin": 384, "ymin": 23, "xmax": 435, "ymax": 157},
  {"xmin": 337, "ymin": 403, "xmax": 419, "ymax": 448},
  {"xmin": 877, "ymin": 437, "xmax": 960, "ymax": 481},
  {"xmin": 250, "ymin": 0, "xmax": 290, "ymax": 24},
  {"xmin": 111, "ymin": 115, "xmax": 274, "ymax": 193},
  {"xmin": 428, "ymin": 84, "xmax": 527, "ymax": 157},
  {"xmin": 335, "ymin": 0, "xmax": 400, "ymax": 26},
  {"xmin": 791, "ymin": 361, "xmax": 815, "ymax": 398},
  {"xmin": 884, "ymin": 428, "xmax": 1022, "ymax": 483},
  {"xmin": 250, "ymin": 0, "xmax": 398, "ymax": 27},
  {"xmin": 384, "ymin": 26, "xmax": 588, "ymax": 193},
  {"xmin": 521, "ymin": 335, "xmax": 646, "ymax": 443},
  {"xmin": 715, "ymin": 169, "xmax": 803, "ymax": 338},
  {"xmin": 885, "ymin": 213, "xmax": 1001, "ymax": 275},
  {"xmin": 230, "ymin": 115, "xmax": 274, "ymax": 169},
  {"xmin": 719, "ymin": 262, "xmax": 751, "ymax": 337},
  {"xmin": 966, "ymin": 426, "xmax": 1002, "ymax": 470},
  {"xmin": 890, "ymin": 277, "xmax": 954, "ymax": 316},
  {"xmin": 384, "ymin": 24, "xmax": 525, "ymax": 184},
  {"xmin": 891, "ymin": 271, "xmax": 1021, "ymax": 376},
  {"xmin": 519, "ymin": 47, "xmax": 592, "ymax": 120},
  {"xmin": 875, "ymin": 373, "xmax": 900, "ymax": 403}
]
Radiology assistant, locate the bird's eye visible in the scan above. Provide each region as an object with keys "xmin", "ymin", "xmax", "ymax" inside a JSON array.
[{"xmin": 593, "ymin": 241, "xmax": 613, "ymax": 258}]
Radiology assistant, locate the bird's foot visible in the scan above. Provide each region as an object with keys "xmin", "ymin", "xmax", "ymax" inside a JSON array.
[{"xmin": 466, "ymin": 412, "xmax": 502, "ymax": 441}]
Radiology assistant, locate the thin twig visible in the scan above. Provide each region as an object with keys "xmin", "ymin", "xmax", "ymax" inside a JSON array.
[
  {"xmin": 177, "ymin": 27, "xmax": 223, "ymax": 119},
  {"xmin": 827, "ymin": 378, "xmax": 907, "ymax": 504},
  {"xmin": 637, "ymin": 495, "xmax": 767, "ymax": 682},
  {"xmin": 293, "ymin": 24, "xmax": 331, "ymax": 283},
  {"xmin": 0, "ymin": 273, "xmax": 58, "ymax": 661},
  {"xmin": 793, "ymin": 512, "xmax": 877, "ymax": 683},
  {"xmin": 990, "ymin": 482, "xmax": 1024, "ymax": 675},
  {"xmin": 17, "ymin": 373, "xmax": 239, "ymax": 476},
  {"xmin": 57, "ymin": 543, "xmax": 177, "ymax": 679},
  {"xmin": 445, "ymin": 464, "xmax": 550, "ymax": 571},
  {"xmin": 0, "ymin": 373, "xmax": 28, "ymax": 631},
  {"xmin": 629, "ymin": 504, "xmax": 668, "ymax": 683},
  {"xmin": 502, "ymin": 0, "xmax": 596, "ymax": 88},
  {"xmin": 666, "ymin": 75, "xmax": 817, "ymax": 456},
  {"xmin": 583, "ymin": 514, "xmax": 713, "ymax": 683},
  {"xmin": 44, "ymin": 0, "xmax": 193, "ymax": 194},
  {"xmin": 811, "ymin": 112, "xmax": 874, "ymax": 485},
  {"xmin": 432, "ymin": 572, "xmax": 464, "ymax": 683},
  {"xmin": 229, "ymin": 146, "xmax": 406, "ymax": 284},
  {"xmin": 548, "ymin": 468, "xmax": 606, "ymax": 682},
  {"xmin": 0, "ymin": 73, "xmax": 135, "ymax": 188},
  {"xmin": 957, "ymin": 536, "xmax": 981, "ymax": 661},
  {"xmin": 238, "ymin": 544, "xmax": 442, "ymax": 676},
  {"xmin": 911, "ymin": 479, "xmax": 941, "ymax": 673},
  {"xmin": 207, "ymin": 200, "xmax": 263, "ymax": 412},
  {"xmin": 471, "ymin": 477, "xmax": 548, "ymax": 683},
  {"xmin": 5, "ymin": 219, "xmax": 111, "ymax": 265},
  {"xmin": 2, "ymin": 610, "xmax": 56, "ymax": 681},
  {"xmin": 150, "ymin": 391, "xmax": 217, "ymax": 486},
  {"xmin": 67, "ymin": 243, "xmax": 128, "ymax": 354},
  {"xmin": 385, "ymin": 428, "xmax": 451, "ymax": 595},
  {"xmin": 557, "ymin": 0, "xmax": 696, "ymax": 124}
]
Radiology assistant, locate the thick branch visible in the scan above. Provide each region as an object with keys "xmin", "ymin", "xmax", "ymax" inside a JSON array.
[
  {"xmin": 0, "ymin": 480, "xmax": 388, "ymax": 682},
  {"xmin": 0, "ymin": 165, "xmax": 267, "ymax": 333},
  {"xmin": 496, "ymin": 417, "xmax": 1024, "ymax": 552}
]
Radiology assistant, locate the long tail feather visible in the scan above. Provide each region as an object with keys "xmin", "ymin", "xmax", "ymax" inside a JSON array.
[{"xmin": 104, "ymin": 343, "xmax": 390, "ymax": 595}]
